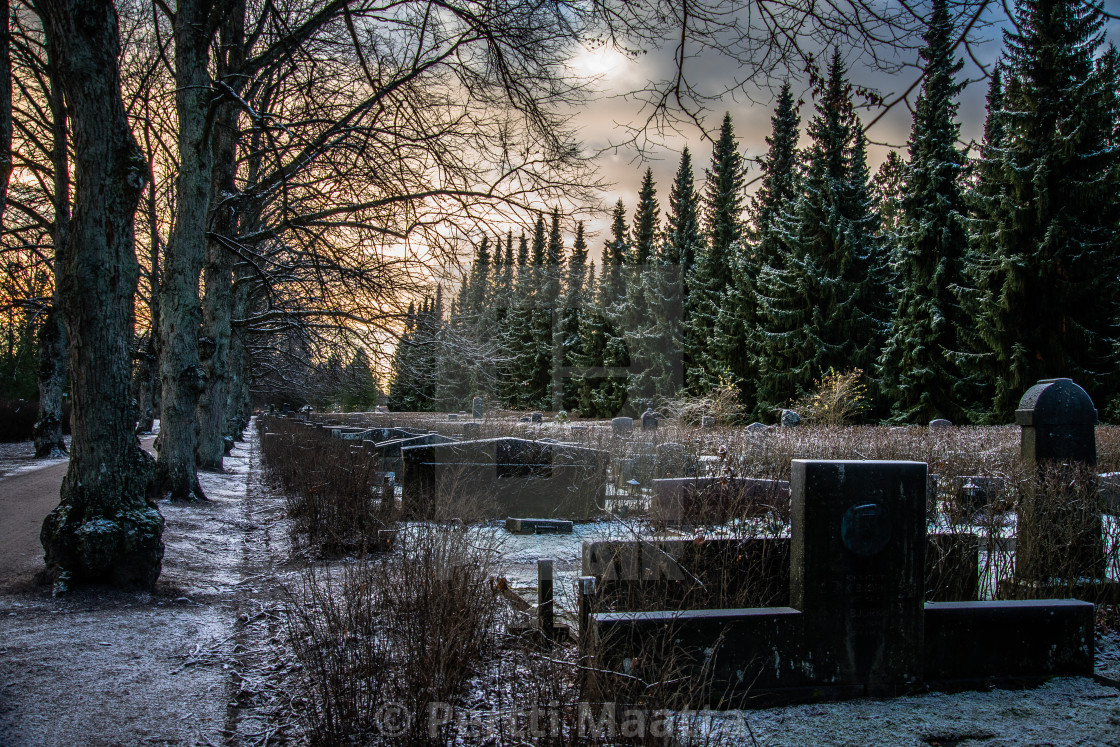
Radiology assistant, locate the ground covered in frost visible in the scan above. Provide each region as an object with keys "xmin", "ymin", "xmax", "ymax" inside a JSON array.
[{"xmin": 1, "ymin": 421, "xmax": 1119, "ymax": 745}]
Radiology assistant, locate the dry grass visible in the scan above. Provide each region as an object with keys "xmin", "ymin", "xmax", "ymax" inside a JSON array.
[{"xmin": 258, "ymin": 416, "xmax": 389, "ymax": 556}]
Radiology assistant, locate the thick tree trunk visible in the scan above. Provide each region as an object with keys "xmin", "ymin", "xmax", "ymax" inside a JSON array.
[
  {"xmin": 0, "ymin": 0, "xmax": 11, "ymax": 227},
  {"xmin": 225, "ymin": 266, "xmax": 252, "ymax": 437},
  {"xmin": 133, "ymin": 334, "xmax": 157, "ymax": 434},
  {"xmin": 196, "ymin": 235, "xmax": 231, "ymax": 470},
  {"xmin": 38, "ymin": 0, "xmax": 162, "ymax": 591},
  {"xmin": 34, "ymin": 33, "xmax": 69, "ymax": 458},
  {"xmin": 33, "ymin": 310, "xmax": 67, "ymax": 456},
  {"xmin": 196, "ymin": 0, "xmax": 244, "ymax": 467},
  {"xmin": 156, "ymin": 0, "xmax": 212, "ymax": 500}
]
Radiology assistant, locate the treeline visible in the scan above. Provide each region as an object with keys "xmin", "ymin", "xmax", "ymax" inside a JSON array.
[{"xmin": 388, "ymin": 0, "xmax": 1120, "ymax": 424}]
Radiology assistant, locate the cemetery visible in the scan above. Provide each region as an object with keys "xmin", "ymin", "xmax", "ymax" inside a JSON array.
[{"xmin": 239, "ymin": 378, "xmax": 1120, "ymax": 740}]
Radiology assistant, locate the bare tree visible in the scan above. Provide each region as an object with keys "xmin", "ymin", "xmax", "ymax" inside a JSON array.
[{"xmin": 36, "ymin": 0, "xmax": 162, "ymax": 590}]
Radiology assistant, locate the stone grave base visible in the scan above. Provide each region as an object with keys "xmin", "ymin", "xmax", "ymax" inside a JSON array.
[{"xmin": 587, "ymin": 598, "xmax": 1094, "ymax": 709}]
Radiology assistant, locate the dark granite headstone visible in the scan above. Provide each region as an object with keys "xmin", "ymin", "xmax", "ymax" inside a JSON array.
[
  {"xmin": 929, "ymin": 418, "xmax": 952, "ymax": 429},
  {"xmin": 612, "ymin": 417, "xmax": 633, "ymax": 436},
  {"xmin": 400, "ymin": 437, "xmax": 608, "ymax": 519},
  {"xmin": 1014, "ymin": 378, "xmax": 1104, "ymax": 584},
  {"xmin": 531, "ymin": 412, "xmax": 543, "ymax": 424},
  {"xmin": 791, "ymin": 460, "xmax": 926, "ymax": 692},
  {"xmin": 640, "ymin": 408, "xmax": 658, "ymax": 431},
  {"xmin": 781, "ymin": 409, "xmax": 801, "ymax": 427},
  {"xmin": 1016, "ymin": 378, "xmax": 1097, "ymax": 466},
  {"xmin": 472, "ymin": 396, "xmax": 485, "ymax": 419}
]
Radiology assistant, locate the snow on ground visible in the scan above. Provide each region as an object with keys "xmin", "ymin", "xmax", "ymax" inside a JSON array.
[
  {"xmin": 0, "ymin": 437, "xmax": 70, "ymax": 480},
  {"xmin": 0, "ymin": 420, "xmax": 265, "ymax": 747},
  {"xmin": 683, "ymin": 678, "xmax": 1120, "ymax": 746}
]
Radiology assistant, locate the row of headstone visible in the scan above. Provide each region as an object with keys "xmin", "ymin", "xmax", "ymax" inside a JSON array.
[
  {"xmin": 400, "ymin": 437, "xmax": 610, "ymax": 519},
  {"xmin": 584, "ymin": 378, "xmax": 1109, "ymax": 706},
  {"xmin": 586, "ymin": 458, "xmax": 1095, "ymax": 707}
]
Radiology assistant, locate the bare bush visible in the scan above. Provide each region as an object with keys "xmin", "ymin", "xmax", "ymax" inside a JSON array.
[
  {"xmin": 286, "ymin": 525, "xmax": 506, "ymax": 745},
  {"xmin": 258, "ymin": 417, "xmax": 388, "ymax": 556}
]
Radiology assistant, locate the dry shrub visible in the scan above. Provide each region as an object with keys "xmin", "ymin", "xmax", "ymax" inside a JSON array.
[
  {"xmin": 660, "ymin": 379, "xmax": 744, "ymax": 426},
  {"xmin": 258, "ymin": 416, "xmax": 388, "ymax": 556},
  {"xmin": 286, "ymin": 524, "xmax": 506, "ymax": 745},
  {"xmin": 789, "ymin": 367, "xmax": 869, "ymax": 425}
]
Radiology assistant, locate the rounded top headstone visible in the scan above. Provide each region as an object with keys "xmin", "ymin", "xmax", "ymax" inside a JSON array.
[
  {"xmin": 1014, "ymin": 378, "xmax": 1097, "ymax": 427},
  {"xmin": 929, "ymin": 418, "xmax": 952, "ymax": 429},
  {"xmin": 780, "ymin": 409, "xmax": 801, "ymax": 427}
]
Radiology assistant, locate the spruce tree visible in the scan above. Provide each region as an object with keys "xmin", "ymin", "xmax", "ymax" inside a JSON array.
[
  {"xmin": 577, "ymin": 200, "xmax": 630, "ymax": 416},
  {"xmin": 559, "ymin": 222, "xmax": 589, "ymax": 410},
  {"xmin": 625, "ymin": 169, "xmax": 662, "ymax": 405},
  {"xmin": 666, "ymin": 148, "xmax": 706, "ymax": 387},
  {"xmin": 878, "ymin": 0, "xmax": 970, "ymax": 423},
  {"xmin": 749, "ymin": 83, "xmax": 807, "ymax": 417},
  {"xmin": 974, "ymin": 0, "xmax": 1120, "ymax": 419},
  {"xmin": 499, "ymin": 232, "xmax": 535, "ymax": 407},
  {"xmin": 784, "ymin": 50, "xmax": 889, "ymax": 408},
  {"xmin": 685, "ymin": 113, "xmax": 746, "ymax": 394},
  {"xmin": 872, "ymin": 150, "xmax": 907, "ymax": 286},
  {"xmin": 387, "ymin": 301, "xmax": 420, "ymax": 410},
  {"xmin": 960, "ymin": 67, "xmax": 1006, "ymax": 416},
  {"xmin": 542, "ymin": 208, "xmax": 566, "ymax": 409}
]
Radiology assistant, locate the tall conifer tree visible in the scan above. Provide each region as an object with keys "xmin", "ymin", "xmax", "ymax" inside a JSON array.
[
  {"xmin": 749, "ymin": 83, "xmax": 806, "ymax": 416},
  {"xmin": 667, "ymin": 149, "xmax": 705, "ymax": 383},
  {"xmin": 974, "ymin": 0, "xmax": 1120, "ymax": 419},
  {"xmin": 878, "ymin": 0, "xmax": 970, "ymax": 423},
  {"xmin": 686, "ymin": 113, "xmax": 746, "ymax": 393},
  {"xmin": 577, "ymin": 201, "xmax": 629, "ymax": 416},
  {"xmin": 784, "ymin": 50, "xmax": 888, "ymax": 406}
]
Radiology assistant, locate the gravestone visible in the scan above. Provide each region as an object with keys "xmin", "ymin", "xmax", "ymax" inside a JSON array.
[
  {"xmin": 641, "ymin": 407, "xmax": 658, "ymax": 431},
  {"xmin": 780, "ymin": 409, "xmax": 801, "ymax": 427},
  {"xmin": 371, "ymin": 433, "xmax": 457, "ymax": 474},
  {"xmin": 929, "ymin": 418, "xmax": 952, "ymax": 429},
  {"xmin": 400, "ymin": 437, "xmax": 609, "ymax": 519},
  {"xmin": 531, "ymin": 412, "xmax": 543, "ymax": 424},
  {"xmin": 612, "ymin": 417, "xmax": 633, "ymax": 436},
  {"xmin": 472, "ymin": 396, "xmax": 485, "ymax": 419},
  {"xmin": 1014, "ymin": 378, "xmax": 1105, "ymax": 586},
  {"xmin": 588, "ymin": 459, "xmax": 1094, "ymax": 707},
  {"xmin": 700, "ymin": 416, "xmax": 715, "ymax": 429},
  {"xmin": 505, "ymin": 518, "xmax": 574, "ymax": 535},
  {"xmin": 1016, "ymin": 378, "xmax": 1097, "ymax": 466},
  {"xmin": 791, "ymin": 460, "xmax": 926, "ymax": 692},
  {"xmin": 461, "ymin": 422, "xmax": 480, "ymax": 439},
  {"xmin": 448, "ymin": 413, "xmax": 458, "ymax": 421},
  {"xmin": 746, "ymin": 422, "xmax": 769, "ymax": 435}
]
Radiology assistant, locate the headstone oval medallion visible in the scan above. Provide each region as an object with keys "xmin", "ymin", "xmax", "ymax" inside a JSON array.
[{"xmin": 841, "ymin": 503, "xmax": 892, "ymax": 557}]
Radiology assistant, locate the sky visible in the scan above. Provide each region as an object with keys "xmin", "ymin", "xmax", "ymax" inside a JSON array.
[{"xmin": 559, "ymin": 1, "xmax": 1120, "ymax": 256}]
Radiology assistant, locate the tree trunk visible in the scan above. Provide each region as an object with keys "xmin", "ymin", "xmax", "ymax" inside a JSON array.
[
  {"xmin": 135, "ymin": 112, "xmax": 163, "ymax": 436},
  {"xmin": 196, "ymin": 233, "xmax": 231, "ymax": 469},
  {"xmin": 0, "ymin": 0, "xmax": 11, "ymax": 227},
  {"xmin": 38, "ymin": 0, "xmax": 162, "ymax": 591},
  {"xmin": 33, "ymin": 309, "xmax": 67, "ymax": 456},
  {"xmin": 196, "ymin": 0, "xmax": 242, "ymax": 469},
  {"xmin": 226, "ymin": 265, "xmax": 253, "ymax": 437},
  {"xmin": 155, "ymin": 0, "xmax": 212, "ymax": 500},
  {"xmin": 33, "ymin": 30, "xmax": 69, "ymax": 458}
]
